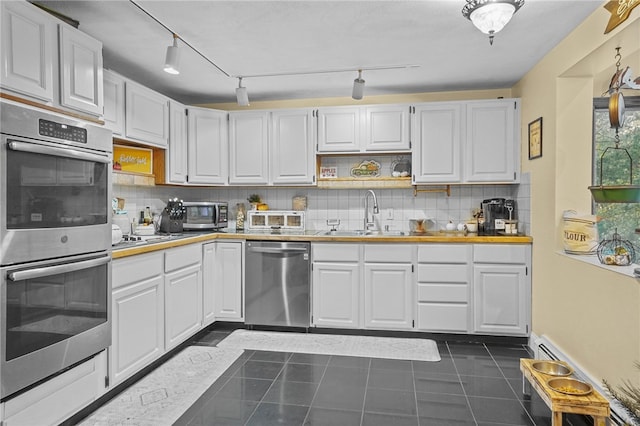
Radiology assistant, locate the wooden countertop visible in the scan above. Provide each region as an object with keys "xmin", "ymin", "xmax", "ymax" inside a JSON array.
[{"xmin": 112, "ymin": 231, "xmax": 532, "ymax": 259}]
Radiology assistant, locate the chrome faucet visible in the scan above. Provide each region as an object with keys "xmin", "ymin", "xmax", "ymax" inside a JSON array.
[{"xmin": 363, "ymin": 189, "xmax": 379, "ymax": 231}]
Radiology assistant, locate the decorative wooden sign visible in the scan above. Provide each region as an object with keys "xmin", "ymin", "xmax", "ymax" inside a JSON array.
[
  {"xmin": 604, "ymin": 0, "xmax": 639, "ymax": 34},
  {"xmin": 113, "ymin": 145, "xmax": 153, "ymax": 175}
]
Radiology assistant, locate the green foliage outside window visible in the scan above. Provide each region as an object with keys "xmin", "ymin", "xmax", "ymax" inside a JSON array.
[{"xmin": 593, "ymin": 98, "xmax": 640, "ymax": 241}]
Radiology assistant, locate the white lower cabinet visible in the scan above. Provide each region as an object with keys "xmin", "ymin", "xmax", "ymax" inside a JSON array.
[
  {"xmin": 313, "ymin": 262, "xmax": 360, "ymax": 328},
  {"xmin": 364, "ymin": 263, "xmax": 412, "ymax": 329},
  {"xmin": 1, "ymin": 351, "xmax": 107, "ymax": 426},
  {"xmin": 473, "ymin": 244, "xmax": 530, "ymax": 336},
  {"xmin": 202, "ymin": 242, "xmax": 216, "ymax": 326},
  {"xmin": 213, "ymin": 241, "xmax": 244, "ymax": 320},
  {"xmin": 312, "ymin": 244, "xmax": 360, "ymax": 328},
  {"xmin": 164, "ymin": 245, "xmax": 203, "ymax": 350},
  {"xmin": 416, "ymin": 245, "xmax": 472, "ymax": 333},
  {"xmin": 363, "ymin": 245, "xmax": 413, "ymax": 330},
  {"xmin": 111, "ymin": 252, "xmax": 164, "ymax": 387}
]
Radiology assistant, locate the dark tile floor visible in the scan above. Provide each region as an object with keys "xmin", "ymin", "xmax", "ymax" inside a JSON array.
[{"xmin": 173, "ymin": 328, "xmax": 592, "ymax": 426}]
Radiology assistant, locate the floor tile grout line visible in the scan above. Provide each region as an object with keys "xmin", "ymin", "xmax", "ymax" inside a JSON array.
[
  {"xmin": 485, "ymin": 343, "xmax": 537, "ymax": 426},
  {"xmin": 241, "ymin": 352, "xmax": 291, "ymax": 426},
  {"xmin": 300, "ymin": 354, "xmax": 333, "ymax": 426},
  {"xmin": 448, "ymin": 341, "xmax": 480, "ymax": 426},
  {"xmin": 358, "ymin": 357, "xmax": 372, "ymax": 426}
]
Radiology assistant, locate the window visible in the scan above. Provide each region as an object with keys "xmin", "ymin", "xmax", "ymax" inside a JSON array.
[{"xmin": 592, "ymin": 96, "xmax": 640, "ymax": 240}]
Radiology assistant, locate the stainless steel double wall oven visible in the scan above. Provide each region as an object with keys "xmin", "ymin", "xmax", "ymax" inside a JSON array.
[{"xmin": 0, "ymin": 101, "xmax": 112, "ymax": 400}]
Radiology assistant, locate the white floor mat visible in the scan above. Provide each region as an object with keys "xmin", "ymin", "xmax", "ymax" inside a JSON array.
[
  {"xmin": 79, "ymin": 346, "xmax": 243, "ymax": 426},
  {"xmin": 218, "ymin": 329, "xmax": 441, "ymax": 362}
]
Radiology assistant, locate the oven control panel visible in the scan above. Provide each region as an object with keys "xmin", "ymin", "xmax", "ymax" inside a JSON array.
[{"xmin": 39, "ymin": 119, "xmax": 87, "ymax": 143}]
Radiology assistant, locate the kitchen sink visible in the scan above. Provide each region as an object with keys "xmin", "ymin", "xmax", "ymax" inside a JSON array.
[{"xmin": 319, "ymin": 230, "xmax": 407, "ymax": 237}]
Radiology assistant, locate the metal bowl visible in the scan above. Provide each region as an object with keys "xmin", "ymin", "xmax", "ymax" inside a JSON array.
[
  {"xmin": 547, "ymin": 377, "xmax": 593, "ymax": 396},
  {"xmin": 531, "ymin": 360, "xmax": 573, "ymax": 377}
]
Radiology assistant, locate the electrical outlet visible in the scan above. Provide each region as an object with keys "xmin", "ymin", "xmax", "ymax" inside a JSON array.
[{"xmin": 386, "ymin": 208, "xmax": 394, "ymax": 220}]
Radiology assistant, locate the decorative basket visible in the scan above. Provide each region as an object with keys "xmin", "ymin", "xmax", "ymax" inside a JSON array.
[{"xmin": 596, "ymin": 230, "xmax": 636, "ymax": 266}]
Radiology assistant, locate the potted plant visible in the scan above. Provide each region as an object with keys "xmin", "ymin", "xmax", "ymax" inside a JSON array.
[{"xmin": 247, "ymin": 194, "xmax": 262, "ymax": 210}]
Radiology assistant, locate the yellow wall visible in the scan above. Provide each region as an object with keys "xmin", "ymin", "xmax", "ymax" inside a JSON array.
[{"xmin": 512, "ymin": 5, "xmax": 640, "ymax": 388}]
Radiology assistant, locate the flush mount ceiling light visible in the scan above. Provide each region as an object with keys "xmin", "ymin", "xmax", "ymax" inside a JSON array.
[
  {"xmin": 352, "ymin": 70, "xmax": 365, "ymax": 100},
  {"xmin": 462, "ymin": 0, "xmax": 524, "ymax": 45},
  {"xmin": 236, "ymin": 77, "xmax": 250, "ymax": 106},
  {"xmin": 163, "ymin": 33, "xmax": 180, "ymax": 75}
]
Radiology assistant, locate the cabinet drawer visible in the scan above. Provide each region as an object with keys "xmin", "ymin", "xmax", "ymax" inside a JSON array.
[
  {"xmin": 113, "ymin": 252, "xmax": 163, "ymax": 289},
  {"xmin": 418, "ymin": 244, "xmax": 470, "ymax": 263},
  {"xmin": 313, "ymin": 243, "xmax": 359, "ymax": 262},
  {"xmin": 473, "ymin": 244, "xmax": 528, "ymax": 264},
  {"xmin": 364, "ymin": 244, "xmax": 412, "ymax": 262},
  {"xmin": 417, "ymin": 264, "xmax": 469, "ymax": 283},
  {"xmin": 417, "ymin": 303, "xmax": 468, "ymax": 332},
  {"xmin": 165, "ymin": 244, "xmax": 202, "ymax": 272},
  {"xmin": 417, "ymin": 283, "xmax": 468, "ymax": 303}
]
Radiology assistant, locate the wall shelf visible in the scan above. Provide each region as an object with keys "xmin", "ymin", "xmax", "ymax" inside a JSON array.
[
  {"xmin": 413, "ymin": 185, "xmax": 451, "ymax": 197},
  {"xmin": 317, "ymin": 177, "xmax": 412, "ymax": 189}
]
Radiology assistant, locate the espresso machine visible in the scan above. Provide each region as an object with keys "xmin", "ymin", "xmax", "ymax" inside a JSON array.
[{"xmin": 480, "ymin": 198, "xmax": 517, "ymax": 235}]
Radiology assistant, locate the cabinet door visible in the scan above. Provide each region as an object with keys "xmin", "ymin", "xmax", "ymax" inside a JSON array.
[
  {"xmin": 464, "ymin": 99, "xmax": 519, "ymax": 183},
  {"xmin": 364, "ymin": 105, "xmax": 410, "ymax": 151},
  {"xmin": 125, "ymin": 80, "xmax": 169, "ymax": 148},
  {"xmin": 166, "ymin": 100, "xmax": 188, "ymax": 184},
  {"xmin": 214, "ymin": 242, "xmax": 243, "ymax": 320},
  {"xmin": 270, "ymin": 109, "xmax": 315, "ymax": 185},
  {"xmin": 202, "ymin": 243, "xmax": 216, "ymax": 326},
  {"xmin": 317, "ymin": 106, "xmax": 361, "ymax": 152},
  {"xmin": 473, "ymin": 264, "xmax": 528, "ymax": 336},
  {"xmin": 187, "ymin": 107, "xmax": 228, "ymax": 185},
  {"xmin": 412, "ymin": 102, "xmax": 462, "ymax": 183},
  {"xmin": 103, "ymin": 69, "xmax": 125, "ymax": 136},
  {"xmin": 0, "ymin": 1, "xmax": 55, "ymax": 102},
  {"xmin": 312, "ymin": 262, "xmax": 360, "ymax": 328},
  {"xmin": 228, "ymin": 111, "xmax": 269, "ymax": 185},
  {"xmin": 59, "ymin": 25, "xmax": 103, "ymax": 116},
  {"xmin": 165, "ymin": 264, "xmax": 202, "ymax": 350},
  {"xmin": 364, "ymin": 263, "xmax": 413, "ymax": 330},
  {"xmin": 111, "ymin": 275, "xmax": 164, "ymax": 386}
]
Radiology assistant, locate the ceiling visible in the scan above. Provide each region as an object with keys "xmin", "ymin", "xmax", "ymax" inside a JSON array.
[{"xmin": 37, "ymin": 0, "xmax": 602, "ymax": 105}]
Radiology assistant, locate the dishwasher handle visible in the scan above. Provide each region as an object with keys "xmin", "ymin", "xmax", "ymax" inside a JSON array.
[{"xmin": 247, "ymin": 246, "xmax": 308, "ymax": 254}]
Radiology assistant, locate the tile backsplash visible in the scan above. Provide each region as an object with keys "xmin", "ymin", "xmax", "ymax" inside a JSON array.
[{"xmin": 113, "ymin": 173, "xmax": 530, "ymax": 234}]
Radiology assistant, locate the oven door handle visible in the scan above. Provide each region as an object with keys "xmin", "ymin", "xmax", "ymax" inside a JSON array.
[
  {"xmin": 8, "ymin": 141, "xmax": 110, "ymax": 164},
  {"xmin": 7, "ymin": 255, "xmax": 110, "ymax": 281}
]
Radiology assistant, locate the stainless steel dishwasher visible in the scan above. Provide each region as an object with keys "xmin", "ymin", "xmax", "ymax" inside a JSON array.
[{"xmin": 245, "ymin": 241, "xmax": 311, "ymax": 328}]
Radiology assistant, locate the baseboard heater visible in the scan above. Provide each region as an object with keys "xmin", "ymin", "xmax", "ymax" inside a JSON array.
[{"xmin": 535, "ymin": 335, "xmax": 633, "ymax": 425}]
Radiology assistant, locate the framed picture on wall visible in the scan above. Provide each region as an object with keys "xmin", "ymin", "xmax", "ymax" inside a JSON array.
[{"xmin": 528, "ymin": 117, "xmax": 543, "ymax": 160}]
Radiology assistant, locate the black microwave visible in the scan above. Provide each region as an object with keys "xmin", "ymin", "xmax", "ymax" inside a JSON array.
[{"xmin": 182, "ymin": 202, "xmax": 228, "ymax": 230}]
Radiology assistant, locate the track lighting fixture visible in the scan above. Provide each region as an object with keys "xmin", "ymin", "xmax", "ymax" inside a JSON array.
[
  {"xmin": 163, "ymin": 33, "xmax": 180, "ymax": 74},
  {"xmin": 236, "ymin": 77, "xmax": 250, "ymax": 106},
  {"xmin": 462, "ymin": 0, "xmax": 524, "ymax": 45},
  {"xmin": 352, "ymin": 70, "xmax": 365, "ymax": 100}
]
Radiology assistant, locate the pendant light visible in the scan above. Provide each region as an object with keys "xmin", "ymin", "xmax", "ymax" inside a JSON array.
[
  {"xmin": 163, "ymin": 33, "xmax": 180, "ymax": 74},
  {"xmin": 236, "ymin": 77, "xmax": 250, "ymax": 106},
  {"xmin": 462, "ymin": 0, "xmax": 524, "ymax": 45},
  {"xmin": 352, "ymin": 69, "xmax": 365, "ymax": 100}
]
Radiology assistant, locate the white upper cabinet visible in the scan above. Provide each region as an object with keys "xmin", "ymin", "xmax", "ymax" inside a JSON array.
[
  {"xmin": 58, "ymin": 25, "xmax": 103, "ymax": 116},
  {"xmin": 363, "ymin": 105, "xmax": 411, "ymax": 151},
  {"xmin": 229, "ymin": 111, "xmax": 269, "ymax": 185},
  {"xmin": 317, "ymin": 105, "xmax": 410, "ymax": 153},
  {"xmin": 412, "ymin": 102, "xmax": 462, "ymax": 183},
  {"xmin": 464, "ymin": 99, "xmax": 520, "ymax": 183},
  {"xmin": 270, "ymin": 109, "xmax": 316, "ymax": 185},
  {"xmin": 0, "ymin": 1, "xmax": 55, "ymax": 102},
  {"xmin": 166, "ymin": 100, "xmax": 188, "ymax": 184},
  {"xmin": 125, "ymin": 80, "xmax": 169, "ymax": 148},
  {"xmin": 187, "ymin": 106, "xmax": 228, "ymax": 185},
  {"xmin": 103, "ymin": 70, "xmax": 125, "ymax": 136},
  {"xmin": 317, "ymin": 106, "xmax": 361, "ymax": 152}
]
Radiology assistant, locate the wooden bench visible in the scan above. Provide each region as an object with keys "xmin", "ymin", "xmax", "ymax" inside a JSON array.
[{"xmin": 520, "ymin": 358, "xmax": 610, "ymax": 425}]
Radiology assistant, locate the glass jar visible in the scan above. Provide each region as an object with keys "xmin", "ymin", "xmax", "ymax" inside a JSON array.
[{"xmin": 236, "ymin": 203, "xmax": 246, "ymax": 231}]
